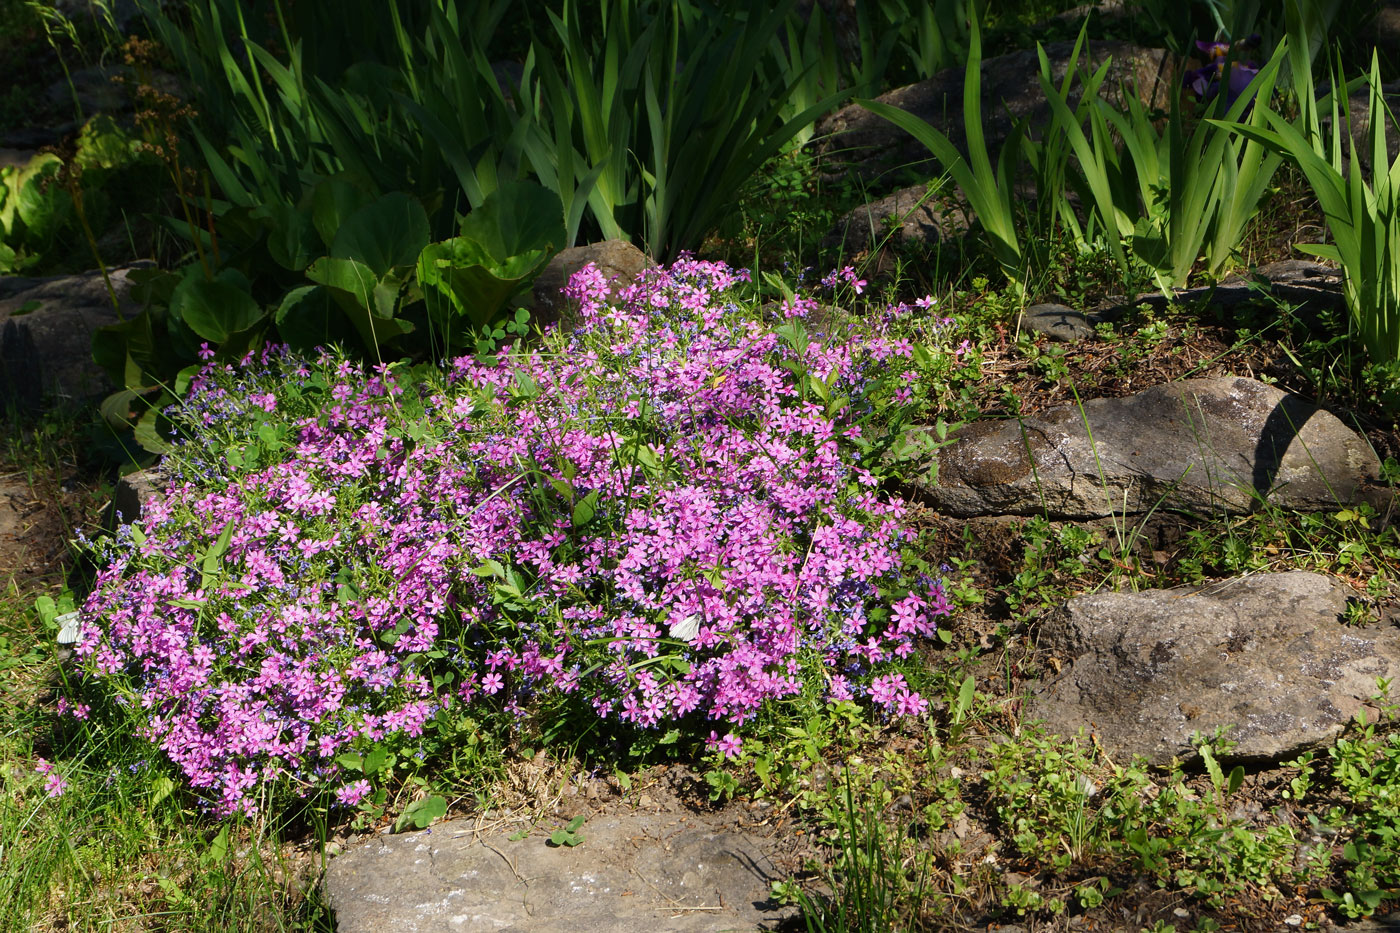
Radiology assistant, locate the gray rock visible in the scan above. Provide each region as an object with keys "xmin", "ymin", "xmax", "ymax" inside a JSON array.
[
  {"xmin": 54, "ymin": 0, "xmax": 146, "ymax": 31},
  {"xmin": 0, "ymin": 126, "xmax": 70, "ymax": 150},
  {"xmin": 1333, "ymin": 82, "xmax": 1400, "ymax": 182},
  {"xmin": 0, "ymin": 148, "xmax": 33, "ymax": 170},
  {"xmin": 1378, "ymin": 2, "xmax": 1400, "ymax": 67},
  {"xmin": 1019, "ymin": 303, "xmax": 1103, "ymax": 343},
  {"xmin": 1336, "ymin": 915, "xmax": 1400, "ymax": 933},
  {"xmin": 490, "ymin": 61, "xmax": 525, "ymax": 106},
  {"xmin": 323, "ymin": 813, "xmax": 793, "ymax": 933},
  {"xmin": 105, "ymin": 465, "xmax": 170, "ymax": 530},
  {"xmin": 900, "ymin": 377, "xmax": 1387, "ymax": 519},
  {"xmin": 529, "ymin": 240, "xmax": 656, "ymax": 330},
  {"xmin": 1029, "ymin": 571, "xmax": 1400, "ymax": 765},
  {"xmin": 823, "ymin": 183, "xmax": 971, "ymax": 254},
  {"xmin": 813, "ymin": 40, "xmax": 1176, "ymax": 183},
  {"xmin": 45, "ymin": 66, "xmax": 130, "ymax": 116},
  {"xmin": 0, "ymin": 265, "xmax": 148, "ymax": 410},
  {"xmin": 1093, "ymin": 260, "xmax": 1347, "ymax": 320}
]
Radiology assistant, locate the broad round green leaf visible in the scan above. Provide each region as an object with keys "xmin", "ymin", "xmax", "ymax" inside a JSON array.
[
  {"xmin": 170, "ymin": 268, "xmax": 266, "ymax": 344},
  {"xmin": 332, "ymin": 192, "xmax": 431, "ymax": 277},
  {"xmin": 312, "ymin": 174, "xmax": 377, "ymax": 250},
  {"xmin": 457, "ymin": 180, "xmax": 565, "ymax": 262}
]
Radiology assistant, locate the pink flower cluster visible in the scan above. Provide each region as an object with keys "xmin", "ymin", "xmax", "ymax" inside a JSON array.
[{"xmin": 73, "ymin": 258, "xmax": 949, "ymax": 816}]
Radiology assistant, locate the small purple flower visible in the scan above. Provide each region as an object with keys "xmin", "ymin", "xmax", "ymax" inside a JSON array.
[
  {"xmin": 335, "ymin": 779, "xmax": 370, "ymax": 806},
  {"xmin": 870, "ymin": 673, "xmax": 907, "ymax": 708},
  {"xmin": 893, "ymin": 689, "xmax": 928, "ymax": 718},
  {"xmin": 1183, "ymin": 36, "xmax": 1261, "ymax": 108}
]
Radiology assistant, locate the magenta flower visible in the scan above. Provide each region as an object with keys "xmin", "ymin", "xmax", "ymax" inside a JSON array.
[
  {"xmin": 870, "ymin": 673, "xmax": 908, "ymax": 708},
  {"xmin": 37, "ymin": 760, "xmax": 69, "ymax": 799},
  {"xmin": 893, "ymin": 689, "xmax": 929, "ymax": 718},
  {"xmin": 707, "ymin": 731, "xmax": 744, "ymax": 759},
  {"xmin": 335, "ymin": 779, "xmax": 371, "ymax": 806}
]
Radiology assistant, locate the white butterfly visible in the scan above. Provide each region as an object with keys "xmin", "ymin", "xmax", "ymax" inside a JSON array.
[
  {"xmin": 668, "ymin": 613, "xmax": 700, "ymax": 644},
  {"xmin": 55, "ymin": 611, "xmax": 81, "ymax": 645}
]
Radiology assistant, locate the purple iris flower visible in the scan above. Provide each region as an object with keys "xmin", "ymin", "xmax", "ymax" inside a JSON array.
[{"xmin": 1183, "ymin": 35, "xmax": 1261, "ymax": 109}]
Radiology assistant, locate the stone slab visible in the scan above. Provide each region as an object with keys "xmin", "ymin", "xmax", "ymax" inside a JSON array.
[
  {"xmin": 900, "ymin": 377, "xmax": 1387, "ymax": 519},
  {"xmin": 1030, "ymin": 572, "xmax": 1400, "ymax": 765},
  {"xmin": 323, "ymin": 812, "xmax": 794, "ymax": 933}
]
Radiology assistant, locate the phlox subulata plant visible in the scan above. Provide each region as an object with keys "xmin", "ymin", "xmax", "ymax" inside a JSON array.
[{"xmin": 70, "ymin": 258, "xmax": 951, "ymax": 817}]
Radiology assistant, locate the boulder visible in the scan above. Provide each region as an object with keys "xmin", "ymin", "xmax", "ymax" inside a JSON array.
[
  {"xmin": 1086, "ymin": 261, "xmax": 1346, "ymax": 325},
  {"xmin": 0, "ymin": 148, "xmax": 32, "ymax": 170},
  {"xmin": 823, "ymin": 183, "xmax": 971, "ymax": 254},
  {"xmin": 54, "ymin": 0, "xmax": 146, "ymax": 31},
  {"xmin": 1019, "ymin": 261, "xmax": 1346, "ymax": 343},
  {"xmin": 900, "ymin": 377, "xmax": 1387, "ymax": 519},
  {"xmin": 0, "ymin": 126, "xmax": 68, "ymax": 150},
  {"xmin": 529, "ymin": 240, "xmax": 656, "ymax": 329},
  {"xmin": 1340, "ymin": 81, "xmax": 1400, "ymax": 180},
  {"xmin": 813, "ymin": 40, "xmax": 1177, "ymax": 184},
  {"xmin": 0, "ymin": 265, "xmax": 150, "ymax": 411},
  {"xmin": 105, "ymin": 464, "xmax": 171, "ymax": 530},
  {"xmin": 1029, "ymin": 571, "xmax": 1400, "ymax": 765},
  {"xmin": 1379, "ymin": 2, "xmax": 1400, "ymax": 69},
  {"xmin": 323, "ymin": 812, "xmax": 793, "ymax": 933},
  {"xmin": 45, "ymin": 65, "xmax": 130, "ymax": 116},
  {"xmin": 1018, "ymin": 303, "xmax": 1104, "ymax": 343}
]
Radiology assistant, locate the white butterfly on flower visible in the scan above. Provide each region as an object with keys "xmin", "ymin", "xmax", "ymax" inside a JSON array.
[
  {"xmin": 55, "ymin": 611, "xmax": 80, "ymax": 645},
  {"xmin": 668, "ymin": 613, "xmax": 701, "ymax": 644}
]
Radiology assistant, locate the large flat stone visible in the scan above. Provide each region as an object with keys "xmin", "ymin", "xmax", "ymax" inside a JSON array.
[
  {"xmin": 1029, "ymin": 572, "xmax": 1400, "ymax": 765},
  {"xmin": 900, "ymin": 377, "xmax": 1387, "ymax": 519},
  {"xmin": 323, "ymin": 812, "xmax": 793, "ymax": 933},
  {"xmin": 0, "ymin": 264, "xmax": 149, "ymax": 410}
]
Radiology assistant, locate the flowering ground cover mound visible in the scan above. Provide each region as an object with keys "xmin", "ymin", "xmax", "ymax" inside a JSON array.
[{"xmin": 70, "ymin": 259, "xmax": 953, "ymax": 816}]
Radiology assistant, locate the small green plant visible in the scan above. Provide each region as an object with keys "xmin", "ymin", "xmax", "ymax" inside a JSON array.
[
  {"xmin": 794, "ymin": 772, "xmax": 927, "ymax": 933},
  {"xmin": 548, "ymin": 814, "xmax": 586, "ymax": 847},
  {"xmin": 525, "ymin": 0, "xmax": 847, "ymax": 259}
]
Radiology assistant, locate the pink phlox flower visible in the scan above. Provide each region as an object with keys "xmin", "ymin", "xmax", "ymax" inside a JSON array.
[
  {"xmin": 869, "ymin": 672, "xmax": 907, "ymax": 707},
  {"xmin": 335, "ymin": 779, "xmax": 371, "ymax": 806},
  {"xmin": 44, "ymin": 773, "xmax": 69, "ymax": 798},
  {"xmin": 893, "ymin": 688, "xmax": 928, "ymax": 717},
  {"xmin": 707, "ymin": 730, "xmax": 743, "ymax": 759},
  {"xmin": 841, "ymin": 266, "xmax": 867, "ymax": 294}
]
